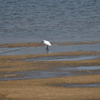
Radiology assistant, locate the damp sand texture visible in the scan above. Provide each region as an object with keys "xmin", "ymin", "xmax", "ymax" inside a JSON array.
[
  {"xmin": 0, "ymin": 75, "xmax": 100, "ymax": 100},
  {"xmin": 0, "ymin": 51, "xmax": 100, "ymax": 100}
]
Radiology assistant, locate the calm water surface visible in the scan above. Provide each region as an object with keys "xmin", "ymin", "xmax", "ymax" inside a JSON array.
[{"xmin": 0, "ymin": 0, "xmax": 100, "ymax": 44}]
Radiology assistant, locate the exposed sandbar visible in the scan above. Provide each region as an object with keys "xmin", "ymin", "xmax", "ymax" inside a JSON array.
[
  {"xmin": 0, "ymin": 41, "xmax": 100, "ymax": 48},
  {"xmin": 0, "ymin": 42, "xmax": 43, "ymax": 48},
  {"xmin": 0, "ymin": 50, "xmax": 100, "ymax": 100},
  {"xmin": 56, "ymin": 41, "xmax": 100, "ymax": 46},
  {"xmin": 0, "ymin": 74, "xmax": 100, "ymax": 100},
  {"xmin": 0, "ymin": 51, "xmax": 100, "ymax": 74}
]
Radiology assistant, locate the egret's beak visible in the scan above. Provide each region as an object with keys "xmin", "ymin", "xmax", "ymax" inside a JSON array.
[{"xmin": 41, "ymin": 41, "xmax": 43, "ymax": 43}]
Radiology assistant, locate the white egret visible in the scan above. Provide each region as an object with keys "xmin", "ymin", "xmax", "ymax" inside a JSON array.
[{"xmin": 41, "ymin": 40, "xmax": 52, "ymax": 50}]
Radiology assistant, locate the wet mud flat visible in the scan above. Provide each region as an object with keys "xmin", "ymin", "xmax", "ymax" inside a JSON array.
[
  {"xmin": 0, "ymin": 51, "xmax": 100, "ymax": 72},
  {"xmin": 0, "ymin": 54, "xmax": 100, "ymax": 100},
  {"xmin": 0, "ymin": 43, "xmax": 100, "ymax": 99},
  {"xmin": 0, "ymin": 51, "xmax": 100, "ymax": 80},
  {"xmin": 0, "ymin": 75, "xmax": 100, "ymax": 100}
]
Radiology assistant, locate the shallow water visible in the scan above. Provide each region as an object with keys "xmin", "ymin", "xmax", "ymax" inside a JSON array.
[
  {"xmin": 0, "ymin": 66, "xmax": 100, "ymax": 81},
  {"xmin": 0, "ymin": 44, "xmax": 100, "ymax": 55},
  {"xmin": 59, "ymin": 66, "xmax": 100, "ymax": 71},
  {"xmin": 24, "ymin": 55, "xmax": 100, "ymax": 61},
  {"xmin": 53, "ymin": 83, "xmax": 100, "ymax": 87},
  {"xmin": 44, "ymin": 55, "xmax": 100, "ymax": 61}
]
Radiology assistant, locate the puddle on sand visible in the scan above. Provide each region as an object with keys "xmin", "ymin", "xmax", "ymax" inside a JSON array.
[
  {"xmin": 0, "ymin": 70, "xmax": 71, "ymax": 81},
  {"xmin": 53, "ymin": 83, "xmax": 100, "ymax": 87},
  {"xmin": 0, "ymin": 66, "xmax": 100, "ymax": 81},
  {"xmin": 44, "ymin": 55, "xmax": 100, "ymax": 61},
  {"xmin": 59, "ymin": 66, "xmax": 100, "ymax": 71},
  {"xmin": 24, "ymin": 55, "xmax": 100, "ymax": 61}
]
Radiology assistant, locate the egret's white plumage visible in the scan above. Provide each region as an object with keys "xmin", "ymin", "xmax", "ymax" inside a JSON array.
[
  {"xmin": 42, "ymin": 40, "xmax": 51, "ymax": 46},
  {"xmin": 41, "ymin": 40, "xmax": 51, "ymax": 50}
]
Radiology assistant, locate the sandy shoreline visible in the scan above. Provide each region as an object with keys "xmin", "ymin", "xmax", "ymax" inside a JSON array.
[
  {"xmin": 0, "ymin": 75, "xmax": 100, "ymax": 100},
  {"xmin": 0, "ymin": 42, "xmax": 100, "ymax": 100}
]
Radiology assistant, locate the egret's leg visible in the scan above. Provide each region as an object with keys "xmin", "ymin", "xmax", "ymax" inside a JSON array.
[{"xmin": 46, "ymin": 45, "xmax": 49, "ymax": 50}]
